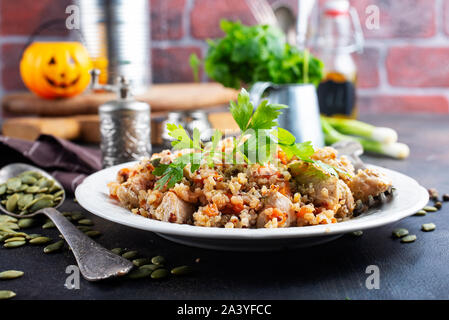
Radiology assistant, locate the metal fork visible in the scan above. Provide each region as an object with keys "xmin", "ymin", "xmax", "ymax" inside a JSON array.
[{"xmin": 245, "ymin": 0, "xmax": 278, "ymax": 26}]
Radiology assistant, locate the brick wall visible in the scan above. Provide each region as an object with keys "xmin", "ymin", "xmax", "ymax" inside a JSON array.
[{"xmin": 1, "ymin": 0, "xmax": 449, "ymax": 113}]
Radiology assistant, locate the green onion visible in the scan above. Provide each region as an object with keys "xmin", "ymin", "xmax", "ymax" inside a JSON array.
[
  {"xmin": 321, "ymin": 117, "xmax": 409, "ymax": 159},
  {"xmin": 321, "ymin": 116, "xmax": 398, "ymax": 144}
]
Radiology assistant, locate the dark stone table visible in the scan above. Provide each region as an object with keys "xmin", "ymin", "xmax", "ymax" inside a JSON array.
[{"xmin": 1, "ymin": 114, "xmax": 448, "ymax": 300}]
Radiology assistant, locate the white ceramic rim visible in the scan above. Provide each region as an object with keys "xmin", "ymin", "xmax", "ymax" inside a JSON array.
[{"xmin": 75, "ymin": 161, "xmax": 429, "ymax": 240}]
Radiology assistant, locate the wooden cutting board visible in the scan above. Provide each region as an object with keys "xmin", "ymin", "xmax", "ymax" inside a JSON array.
[
  {"xmin": 1, "ymin": 112, "xmax": 239, "ymax": 145},
  {"xmin": 2, "ymin": 83, "xmax": 239, "ymax": 116}
]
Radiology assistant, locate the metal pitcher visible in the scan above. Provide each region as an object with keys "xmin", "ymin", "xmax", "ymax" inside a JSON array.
[{"xmin": 249, "ymin": 82, "xmax": 324, "ymax": 147}]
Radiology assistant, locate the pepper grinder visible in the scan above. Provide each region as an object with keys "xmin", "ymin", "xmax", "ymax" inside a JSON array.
[{"xmin": 96, "ymin": 72, "xmax": 152, "ymax": 168}]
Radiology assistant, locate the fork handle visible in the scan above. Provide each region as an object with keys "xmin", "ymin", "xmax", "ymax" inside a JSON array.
[{"xmin": 41, "ymin": 207, "xmax": 134, "ymax": 281}]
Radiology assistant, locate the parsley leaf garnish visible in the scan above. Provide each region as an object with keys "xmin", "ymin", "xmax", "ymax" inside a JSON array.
[
  {"xmin": 167, "ymin": 124, "xmax": 201, "ymax": 150},
  {"xmin": 229, "ymin": 88, "xmax": 254, "ymax": 131}
]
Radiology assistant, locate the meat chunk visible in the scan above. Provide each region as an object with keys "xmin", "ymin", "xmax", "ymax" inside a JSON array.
[
  {"xmin": 290, "ymin": 161, "xmax": 354, "ymax": 218},
  {"xmin": 257, "ymin": 191, "xmax": 295, "ymax": 228},
  {"xmin": 116, "ymin": 184, "xmax": 139, "ymax": 209},
  {"xmin": 154, "ymin": 192, "xmax": 195, "ymax": 224},
  {"xmin": 348, "ymin": 168, "xmax": 392, "ymax": 203}
]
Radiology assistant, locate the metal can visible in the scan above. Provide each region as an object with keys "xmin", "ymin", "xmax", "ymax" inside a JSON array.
[
  {"xmin": 78, "ymin": 0, "xmax": 151, "ymax": 94},
  {"xmin": 99, "ymin": 77, "xmax": 152, "ymax": 168}
]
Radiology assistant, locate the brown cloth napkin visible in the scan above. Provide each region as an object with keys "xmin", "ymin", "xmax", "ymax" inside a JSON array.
[{"xmin": 0, "ymin": 135, "xmax": 102, "ymax": 193}]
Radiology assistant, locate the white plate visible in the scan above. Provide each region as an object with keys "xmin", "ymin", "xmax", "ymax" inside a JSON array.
[{"xmin": 75, "ymin": 162, "xmax": 429, "ymax": 251}]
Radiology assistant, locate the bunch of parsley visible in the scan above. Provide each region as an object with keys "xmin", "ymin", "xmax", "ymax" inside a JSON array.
[
  {"xmin": 152, "ymin": 89, "xmax": 341, "ymax": 190},
  {"xmin": 197, "ymin": 20, "xmax": 324, "ymax": 89}
]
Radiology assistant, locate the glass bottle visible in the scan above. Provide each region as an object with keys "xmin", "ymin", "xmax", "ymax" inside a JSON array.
[{"xmin": 313, "ymin": 0, "xmax": 364, "ymax": 118}]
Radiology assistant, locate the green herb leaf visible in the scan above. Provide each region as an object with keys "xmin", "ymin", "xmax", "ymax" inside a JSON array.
[
  {"xmin": 229, "ymin": 88, "xmax": 254, "ymax": 131},
  {"xmin": 167, "ymin": 124, "xmax": 201, "ymax": 150},
  {"xmin": 249, "ymin": 100, "xmax": 287, "ymax": 130},
  {"xmin": 154, "ymin": 163, "xmax": 184, "ymax": 190},
  {"xmin": 204, "ymin": 20, "xmax": 324, "ymax": 88},
  {"xmin": 314, "ymin": 160, "xmax": 339, "ymax": 178}
]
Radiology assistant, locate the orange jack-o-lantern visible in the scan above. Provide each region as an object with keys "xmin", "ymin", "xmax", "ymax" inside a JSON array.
[{"xmin": 20, "ymin": 42, "xmax": 92, "ymax": 99}]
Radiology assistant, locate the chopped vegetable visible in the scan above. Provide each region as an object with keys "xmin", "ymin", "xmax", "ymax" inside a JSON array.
[{"xmin": 321, "ymin": 117, "xmax": 410, "ymax": 159}]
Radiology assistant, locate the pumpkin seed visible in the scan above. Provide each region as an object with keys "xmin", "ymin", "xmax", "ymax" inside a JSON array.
[
  {"xmin": 18, "ymin": 218, "xmax": 35, "ymax": 229},
  {"xmin": 71, "ymin": 212, "xmax": 84, "ymax": 221},
  {"xmin": 0, "ymin": 290, "xmax": 16, "ymax": 300},
  {"xmin": 44, "ymin": 240, "xmax": 64, "ymax": 253},
  {"xmin": 421, "ymin": 223, "xmax": 436, "ymax": 232},
  {"xmin": 53, "ymin": 190, "xmax": 64, "ymax": 198},
  {"xmin": 85, "ymin": 230, "xmax": 101, "ymax": 238},
  {"xmin": 29, "ymin": 236, "xmax": 52, "ymax": 245},
  {"xmin": 25, "ymin": 186, "xmax": 40, "ymax": 193},
  {"xmin": 77, "ymin": 225, "xmax": 92, "ymax": 232},
  {"xmin": 1, "ymin": 232, "xmax": 27, "ymax": 239},
  {"xmin": 49, "ymin": 184, "xmax": 61, "ymax": 193},
  {"xmin": 132, "ymin": 258, "xmax": 151, "ymax": 267},
  {"xmin": 4, "ymin": 237, "xmax": 26, "ymax": 243},
  {"xmin": 392, "ymin": 228, "xmax": 409, "ymax": 238},
  {"xmin": 54, "ymin": 197, "xmax": 62, "ymax": 203},
  {"xmin": 351, "ymin": 230, "xmax": 363, "ymax": 237},
  {"xmin": 37, "ymin": 178, "xmax": 53, "ymax": 188},
  {"xmin": 4, "ymin": 240, "xmax": 26, "ymax": 248},
  {"xmin": 0, "ymin": 221, "xmax": 19, "ymax": 230},
  {"xmin": 28, "ymin": 198, "xmax": 53, "ymax": 212},
  {"xmin": 171, "ymin": 265, "xmax": 193, "ymax": 276},
  {"xmin": 17, "ymin": 194, "xmax": 34, "ymax": 209},
  {"xmin": 414, "ymin": 210, "xmax": 427, "ymax": 216},
  {"xmin": 0, "ymin": 270, "xmax": 24, "ymax": 280},
  {"xmin": 37, "ymin": 187, "xmax": 49, "ymax": 193},
  {"xmin": 6, "ymin": 178, "xmax": 22, "ymax": 191},
  {"xmin": 6, "ymin": 194, "xmax": 20, "ymax": 212},
  {"xmin": 127, "ymin": 268, "xmax": 152, "ymax": 279},
  {"xmin": 20, "ymin": 171, "xmax": 41, "ymax": 179},
  {"xmin": 139, "ymin": 264, "xmax": 162, "ymax": 272},
  {"xmin": 0, "ymin": 215, "xmax": 17, "ymax": 223},
  {"xmin": 21, "ymin": 175, "xmax": 37, "ymax": 185},
  {"xmin": 423, "ymin": 206, "xmax": 437, "ymax": 212},
  {"xmin": 42, "ymin": 221, "xmax": 56, "ymax": 229},
  {"xmin": 122, "ymin": 250, "xmax": 138, "ymax": 260},
  {"xmin": 151, "ymin": 255, "xmax": 166, "ymax": 265},
  {"xmin": 111, "ymin": 248, "xmax": 123, "ymax": 255},
  {"xmin": 400, "ymin": 235, "xmax": 416, "ymax": 243},
  {"xmin": 0, "ymin": 184, "xmax": 6, "ymax": 195},
  {"xmin": 151, "ymin": 268, "xmax": 169, "ymax": 279},
  {"xmin": 77, "ymin": 219, "xmax": 93, "ymax": 226}
]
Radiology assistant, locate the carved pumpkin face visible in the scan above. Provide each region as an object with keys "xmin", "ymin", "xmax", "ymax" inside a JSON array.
[{"xmin": 20, "ymin": 42, "xmax": 92, "ymax": 99}]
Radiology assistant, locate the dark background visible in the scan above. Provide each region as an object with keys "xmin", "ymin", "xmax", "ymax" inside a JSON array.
[{"xmin": 1, "ymin": 114, "xmax": 448, "ymax": 300}]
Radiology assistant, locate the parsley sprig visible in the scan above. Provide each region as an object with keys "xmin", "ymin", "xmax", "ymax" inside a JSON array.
[{"xmin": 152, "ymin": 88, "xmax": 342, "ymax": 190}]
